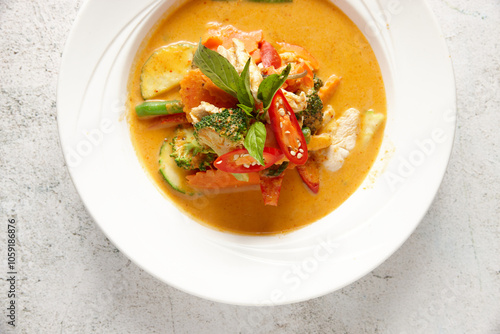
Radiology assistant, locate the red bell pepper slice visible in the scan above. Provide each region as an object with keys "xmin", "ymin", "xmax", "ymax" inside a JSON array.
[
  {"xmin": 296, "ymin": 157, "xmax": 320, "ymax": 194},
  {"xmin": 259, "ymin": 173, "xmax": 285, "ymax": 206},
  {"xmin": 260, "ymin": 41, "xmax": 281, "ymax": 68}
]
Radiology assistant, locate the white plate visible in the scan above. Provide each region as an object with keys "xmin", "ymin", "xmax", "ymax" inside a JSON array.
[{"xmin": 57, "ymin": 0, "xmax": 456, "ymax": 305}]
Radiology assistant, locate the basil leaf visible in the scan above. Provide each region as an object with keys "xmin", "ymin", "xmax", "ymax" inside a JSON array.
[
  {"xmin": 265, "ymin": 162, "xmax": 289, "ymax": 177},
  {"xmin": 238, "ymin": 104, "xmax": 254, "ymax": 117},
  {"xmin": 257, "ymin": 64, "xmax": 291, "ymax": 110},
  {"xmin": 236, "ymin": 58, "xmax": 255, "ymax": 110},
  {"xmin": 244, "ymin": 122, "xmax": 267, "ymax": 166},
  {"xmin": 193, "ymin": 42, "xmax": 239, "ymax": 97}
]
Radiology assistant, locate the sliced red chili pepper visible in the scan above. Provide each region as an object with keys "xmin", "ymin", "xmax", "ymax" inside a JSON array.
[
  {"xmin": 268, "ymin": 89, "xmax": 308, "ymax": 165},
  {"xmin": 260, "ymin": 41, "xmax": 281, "ymax": 68},
  {"xmin": 296, "ymin": 156, "xmax": 320, "ymax": 194},
  {"xmin": 148, "ymin": 113, "xmax": 189, "ymax": 130},
  {"xmin": 259, "ymin": 173, "xmax": 285, "ymax": 206},
  {"xmin": 214, "ymin": 147, "xmax": 284, "ymax": 173}
]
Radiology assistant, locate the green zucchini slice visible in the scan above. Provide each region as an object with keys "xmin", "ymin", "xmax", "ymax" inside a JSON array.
[{"xmin": 140, "ymin": 43, "xmax": 196, "ymax": 99}]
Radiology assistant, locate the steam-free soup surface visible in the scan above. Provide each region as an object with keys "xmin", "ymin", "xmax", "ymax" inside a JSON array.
[{"xmin": 128, "ymin": 0, "xmax": 386, "ymax": 234}]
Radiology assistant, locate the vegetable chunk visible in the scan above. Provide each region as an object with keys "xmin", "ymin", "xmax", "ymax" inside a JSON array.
[
  {"xmin": 170, "ymin": 126, "xmax": 216, "ymax": 171},
  {"xmin": 140, "ymin": 43, "xmax": 196, "ymax": 99},
  {"xmin": 203, "ymin": 23, "xmax": 263, "ymax": 55},
  {"xmin": 194, "ymin": 108, "xmax": 250, "ymax": 156},
  {"xmin": 180, "ymin": 69, "xmax": 238, "ymax": 122}
]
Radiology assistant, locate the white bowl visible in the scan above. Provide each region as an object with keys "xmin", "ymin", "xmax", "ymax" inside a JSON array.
[{"xmin": 57, "ymin": 0, "xmax": 456, "ymax": 305}]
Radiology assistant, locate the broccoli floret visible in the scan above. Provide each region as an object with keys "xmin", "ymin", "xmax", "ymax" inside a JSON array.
[
  {"xmin": 302, "ymin": 90, "xmax": 324, "ymax": 134},
  {"xmin": 194, "ymin": 108, "xmax": 250, "ymax": 156},
  {"xmin": 170, "ymin": 126, "xmax": 216, "ymax": 171},
  {"xmin": 313, "ymin": 75, "xmax": 324, "ymax": 91}
]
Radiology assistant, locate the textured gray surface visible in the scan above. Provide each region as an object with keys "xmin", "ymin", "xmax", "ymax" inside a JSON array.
[{"xmin": 0, "ymin": 0, "xmax": 499, "ymax": 333}]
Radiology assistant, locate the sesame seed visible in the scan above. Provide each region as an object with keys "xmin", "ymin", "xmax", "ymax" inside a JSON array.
[
  {"xmin": 290, "ymin": 150, "xmax": 296, "ymax": 156},
  {"xmin": 297, "ymin": 153, "xmax": 303, "ymax": 159},
  {"xmin": 216, "ymin": 160, "xmax": 222, "ymax": 165}
]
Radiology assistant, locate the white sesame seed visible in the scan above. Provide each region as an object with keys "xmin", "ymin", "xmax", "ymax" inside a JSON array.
[
  {"xmin": 290, "ymin": 150, "xmax": 296, "ymax": 156},
  {"xmin": 216, "ymin": 160, "xmax": 222, "ymax": 165},
  {"xmin": 297, "ymin": 153, "xmax": 303, "ymax": 159}
]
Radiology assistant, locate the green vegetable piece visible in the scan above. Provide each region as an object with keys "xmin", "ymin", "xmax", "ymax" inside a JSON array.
[
  {"xmin": 265, "ymin": 161, "xmax": 289, "ymax": 177},
  {"xmin": 244, "ymin": 122, "xmax": 267, "ymax": 166},
  {"xmin": 257, "ymin": 64, "xmax": 291, "ymax": 110},
  {"xmin": 170, "ymin": 126, "xmax": 216, "ymax": 171},
  {"xmin": 159, "ymin": 139, "xmax": 197, "ymax": 195},
  {"xmin": 135, "ymin": 100, "xmax": 184, "ymax": 118},
  {"xmin": 313, "ymin": 75, "xmax": 324, "ymax": 91},
  {"xmin": 194, "ymin": 108, "xmax": 250, "ymax": 156},
  {"xmin": 232, "ymin": 173, "xmax": 250, "ymax": 182},
  {"xmin": 193, "ymin": 42, "xmax": 239, "ymax": 97},
  {"xmin": 236, "ymin": 58, "xmax": 255, "ymax": 112},
  {"xmin": 302, "ymin": 127, "xmax": 311, "ymax": 144},
  {"xmin": 301, "ymin": 90, "xmax": 324, "ymax": 134},
  {"xmin": 361, "ymin": 110, "xmax": 385, "ymax": 146},
  {"xmin": 140, "ymin": 43, "xmax": 196, "ymax": 99}
]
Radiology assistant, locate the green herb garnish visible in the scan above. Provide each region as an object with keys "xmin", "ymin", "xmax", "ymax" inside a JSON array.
[
  {"xmin": 257, "ymin": 64, "xmax": 291, "ymax": 110},
  {"xmin": 236, "ymin": 58, "xmax": 255, "ymax": 112},
  {"xmin": 193, "ymin": 41, "xmax": 239, "ymax": 97},
  {"xmin": 243, "ymin": 122, "xmax": 267, "ymax": 166}
]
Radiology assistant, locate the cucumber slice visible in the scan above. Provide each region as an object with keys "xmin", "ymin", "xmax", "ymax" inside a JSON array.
[
  {"xmin": 140, "ymin": 42, "xmax": 196, "ymax": 99},
  {"xmin": 159, "ymin": 140, "xmax": 196, "ymax": 195},
  {"xmin": 135, "ymin": 100, "xmax": 184, "ymax": 118}
]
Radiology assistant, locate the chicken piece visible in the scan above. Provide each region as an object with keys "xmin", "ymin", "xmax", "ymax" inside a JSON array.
[
  {"xmin": 320, "ymin": 108, "xmax": 360, "ymax": 172},
  {"xmin": 203, "ymin": 23, "xmax": 263, "ymax": 54},
  {"xmin": 217, "ymin": 39, "xmax": 263, "ymax": 101},
  {"xmin": 189, "ymin": 102, "xmax": 223, "ymax": 124},
  {"xmin": 283, "ymin": 90, "xmax": 308, "ymax": 113}
]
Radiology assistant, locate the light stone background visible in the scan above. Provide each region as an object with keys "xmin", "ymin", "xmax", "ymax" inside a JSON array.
[{"xmin": 0, "ymin": 0, "xmax": 499, "ymax": 333}]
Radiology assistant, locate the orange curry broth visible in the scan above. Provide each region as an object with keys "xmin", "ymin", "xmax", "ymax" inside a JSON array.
[{"xmin": 127, "ymin": 0, "xmax": 386, "ymax": 235}]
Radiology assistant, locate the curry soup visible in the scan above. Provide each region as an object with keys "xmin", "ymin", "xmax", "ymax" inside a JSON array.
[{"xmin": 127, "ymin": 0, "xmax": 386, "ymax": 235}]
